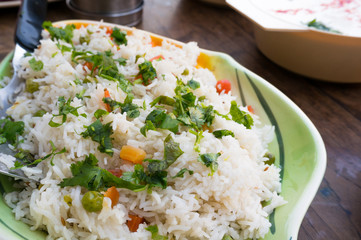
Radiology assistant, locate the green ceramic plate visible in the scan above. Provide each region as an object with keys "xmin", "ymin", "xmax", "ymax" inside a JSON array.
[{"xmin": 0, "ymin": 20, "xmax": 326, "ymax": 240}]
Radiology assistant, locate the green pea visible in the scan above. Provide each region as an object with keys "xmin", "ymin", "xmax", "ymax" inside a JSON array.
[{"xmin": 81, "ymin": 191, "xmax": 104, "ymax": 212}]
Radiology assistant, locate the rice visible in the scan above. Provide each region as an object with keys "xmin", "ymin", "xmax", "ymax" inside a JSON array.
[{"xmin": 0, "ymin": 22, "xmax": 286, "ymax": 240}]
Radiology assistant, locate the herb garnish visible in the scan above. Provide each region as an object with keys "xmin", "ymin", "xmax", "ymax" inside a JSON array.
[
  {"xmin": 145, "ymin": 225, "xmax": 168, "ymax": 240},
  {"xmin": 110, "ymin": 27, "xmax": 128, "ymax": 46},
  {"xmin": 49, "ymin": 97, "xmax": 82, "ymax": 127},
  {"xmin": 102, "ymin": 93, "xmax": 140, "ymax": 118},
  {"xmin": 0, "ymin": 118, "xmax": 24, "ymax": 145},
  {"xmin": 229, "ymin": 101, "xmax": 253, "ymax": 129},
  {"xmin": 12, "ymin": 141, "xmax": 66, "ymax": 169},
  {"xmin": 59, "ymin": 154, "xmax": 146, "ymax": 192},
  {"xmin": 197, "ymin": 152, "xmax": 221, "ymax": 176},
  {"xmin": 81, "ymin": 119, "xmax": 114, "ymax": 156},
  {"xmin": 136, "ymin": 60, "xmax": 157, "ymax": 86},
  {"xmin": 72, "ymin": 50, "xmax": 131, "ymax": 93},
  {"xmin": 42, "ymin": 21, "xmax": 75, "ymax": 44},
  {"xmin": 212, "ymin": 130, "xmax": 235, "ymax": 138}
]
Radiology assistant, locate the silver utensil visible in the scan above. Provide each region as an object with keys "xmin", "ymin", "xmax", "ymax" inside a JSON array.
[{"xmin": 0, "ymin": 0, "xmax": 47, "ymax": 181}]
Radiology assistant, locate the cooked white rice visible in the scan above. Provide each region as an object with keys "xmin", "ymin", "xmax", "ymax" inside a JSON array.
[{"xmin": 1, "ymin": 22, "xmax": 286, "ymax": 240}]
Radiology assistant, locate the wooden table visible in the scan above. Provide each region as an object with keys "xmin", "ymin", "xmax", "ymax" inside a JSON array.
[{"xmin": 0, "ymin": 0, "xmax": 360, "ymax": 239}]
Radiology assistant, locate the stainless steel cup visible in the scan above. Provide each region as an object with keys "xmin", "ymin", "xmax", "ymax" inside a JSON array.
[{"xmin": 66, "ymin": 0, "xmax": 143, "ymax": 26}]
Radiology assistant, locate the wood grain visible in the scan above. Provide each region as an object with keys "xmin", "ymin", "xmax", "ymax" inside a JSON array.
[{"xmin": 0, "ymin": 0, "xmax": 360, "ymax": 239}]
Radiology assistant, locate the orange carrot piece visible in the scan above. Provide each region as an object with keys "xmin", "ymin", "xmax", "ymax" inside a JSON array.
[
  {"xmin": 104, "ymin": 186, "xmax": 119, "ymax": 208},
  {"xmin": 127, "ymin": 214, "xmax": 144, "ymax": 232},
  {"xmin": 82, "ymin": 62, "xmax": 93, "ymax": 72},
  {"xmin": 149, "ymin": 55, "xmax": 164, "ymax": 62},
  {"xmin": 119, "ymin": 145, "xmax": 146, "ymax": 164},
  {"xmin": 104, "ymin": 88, "xmax": 111, "ymax": 112},
  {"xmin": 247, "ymin": 105, "xmax": 254, "ymax": 114}
]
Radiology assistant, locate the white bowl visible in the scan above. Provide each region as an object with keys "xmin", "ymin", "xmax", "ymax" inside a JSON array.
[{"xmin": 226, "ymin": 0, "xmax": 361, "ymax": 83}]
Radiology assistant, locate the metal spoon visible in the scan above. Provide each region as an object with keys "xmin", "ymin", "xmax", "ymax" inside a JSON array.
[{"xmin": 0, "ymin": 0, "xmax": 47, "ymax": 181}]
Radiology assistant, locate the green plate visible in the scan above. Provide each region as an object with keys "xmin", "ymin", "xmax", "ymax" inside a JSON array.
[{"xmin": 0, "ymin": 21, "xmax": 326, "ymax": 240}]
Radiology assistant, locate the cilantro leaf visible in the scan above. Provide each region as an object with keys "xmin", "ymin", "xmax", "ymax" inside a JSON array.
[
  {"xmin": 150, "ymin": 96, "xmax": 176, "ymax": 107},
  {"xmin": 49, "ymin": 97, "xmax": 81, "ymax": 127},
  {"xmin": 229, "ymin": 101, "xmax": 253, "ymax": 129},
  {"xmin": 141, "ymin": 109, "xmax": 179, "ymax": 136},
  {"xmin": 111, "ymin": 27, "xmax": 128, "ymax": 45},
  {"xmin": 187, "ymin": 79, "xmax": 200, "ymax": 90},
  {"xmin": 172, "ymin": 168, "xmax": 194, "ymax": 179},
  {"xmin": 102, "ymin": 93, "xmax": 140, "ymax": 118},
  {"xmin": 29, "ymin": 58, "xmax": 43, "ymax": 72},
  {"xmin": 212, "ymin": 130, "xmax": 235, "ymax": 138},
  {"xmin": 81, "ymin": 120, "xmax": 114, "ymax": 156},
  {"xmin": 137, "ymin": 60, "xmax": 157, "ymax": 86},
  {"xmin": 140, "ymin": 120, "xmax": 156, "ymax": 137},
  {"xmin": 147, "ymin": 135, "xmax": 184, "ymax": 173},
  {"xmin": 145, "ymin": 225, "xmax": 168, "ymax": 240},
  {"xmin": 12, "ymin": 141, "xmax": 66, "ymax": 169},
  {"xmin": 94, "ymin": 109, "xmax": 109, "ymax": 119},
  {"xmin": 42, "ymin": 21, "xmax": 75, "ymax": 44},
  {"xmin": 0, "ymin": 118, "xmax": 24, "ymax": 145},
  {"xmin": 197, "ymin": 152, "xmax": 221, "ymax": 176},
  {"xmin": 59, "ymin": 154, "xmax": 146, "ymax": 191}
]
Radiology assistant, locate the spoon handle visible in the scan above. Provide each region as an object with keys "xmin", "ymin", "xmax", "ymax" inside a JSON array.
[{"xmin": 14, "ymin": 0, "xmax": 48, "ymax": 52}]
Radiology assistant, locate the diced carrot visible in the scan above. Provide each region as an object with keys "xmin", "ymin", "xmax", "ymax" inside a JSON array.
[
  {"xmin": 82, "ymin": 62, "xmax": 93, "ymax": 72},
  {"xmin": 108, "ymin": 169, "xmax": 123, "ymax": 178},
  {"xmin": 119, "ymin": 145, "xmax": 146, "ymax": 164},
  {"xmin": 105, "ymin": 27, "xmax": 113, "ymax": 36},
  {"xmin": 104, "ymin": 88, "xmax": 112, "ymax": 112},
  {"xmin": 127, "ymin": 214, "xmax": 144, "ymax": 232},
  {"xmin": 104, "ymin": 186, "xmax": 119, "ymax": 208},
  {"xmin": 247, "ymin": 105, "xmax": 254, "ymax": 114},
  {"xmin": 149, "ymin": 55, "xmax": 164, "ymax": 62}
]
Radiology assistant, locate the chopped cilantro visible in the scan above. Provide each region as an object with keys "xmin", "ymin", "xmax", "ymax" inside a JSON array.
[
  {"xmin": 212, "ymin": 130, "xmax": 235, "ymax": 138},
  {"xmin": 229, "ymin": 101, "xmax": 253, "ymax": 129},
  {"xmin": 73, "ymin": 50, "xmax": 131, "ymax": 93},
  {"xmin": 187, "ymin": 79, "xmax": 200, "ymax": 90},
  {"xmin": 12, "ymin": 141, "xmax": 66, "ymax": 169},
  {"xmin": 102, "ymin": 93, "xmax": 140, "ymax": 118},
  {"xmin": 137, "ymin": 60, "xmax": 157, "ymax": 85},
  {"xmin": 189, "ymin": 129, "xmax": 204, "ymax": 152},
  {"xmin": 145, "ymin": 225, "xmax": 168, "ymax": 240},
  {"xmin": 140, "ymin": 120, "xmax": 156, "ymax": 137},
  {"xmin": 111, "ymin": 27, "xmax": 128, "ymax": 45},
  {"xmin": 140, "ymin": 109, "xmax": 179, "ymax": 136},
  {"xmin": 49, "ymin": 97, "xmax": 81, "ymax": 127},
  {"xmin": 42, "ymin": 21, "xmax": 75, "ymax": 44},
  {"xmin": 29, "ymin": 58, "xmax": 43, "ymax": 72},
  {"xmin": 75, "ymin": 89, "xmax": 87, "ymax": 100},
  {"xmin": 81, "ymin": 119, "xmax": 114, "ymax": 156},
  {"xmin": 94, "ymin": 109, "xmax": 109, "ymax": 119},
  {"xmin": 197, "ymin": 152, "xmax": 221, "ymax": 176},
  {"xmin": 0, "ymin": 118, "xmax": 24, "ymax": 145},
  {"xmin": 172, "ymin": 168, "xmax": 194, "ymax": 179},
  {"xmin": 56, "ymin": 43, "xmax": 73, "ymax": 54},
  {"xmin": 59, "ymin": 154, "xmax": 146, "ymax": 191}
]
